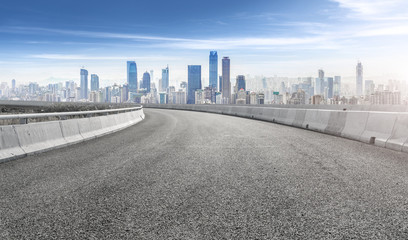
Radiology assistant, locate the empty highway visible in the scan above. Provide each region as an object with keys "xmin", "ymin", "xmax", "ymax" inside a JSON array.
[{"xmin": 1, "ymin": 108, "xmax": 408, "ymax": 239}]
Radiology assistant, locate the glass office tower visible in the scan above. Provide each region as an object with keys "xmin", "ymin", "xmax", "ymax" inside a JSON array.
[
  {"xmin": 209, "ymin": 51, "xmax": 218, "ymax": 90},
  {"xmin": 187, "ymin": 65, "xmax": 202, "ymax": 104},
  {"xmin": 127, "ymin": 61, "xmax": 138, "ymax": 92}
]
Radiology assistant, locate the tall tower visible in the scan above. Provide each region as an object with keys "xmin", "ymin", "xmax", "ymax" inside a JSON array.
[
  {"xmin": 318, "ymin": 69, "xmax": 324, "ymax": 79},
  {"xmin": 334, "ymin": 76, "xmax": 341, "ymax": 97},
  {"xmin": 11, "ymin": 79, "xmax": 16, "ymax": 92},
  {"xmin": 236, "ymin": 75, "xmax": 246, "ymax": 92},
  {"xmin": 127, "ymin": 61, "xmax": 137, "ymax": 92},
  {"xmin": 90, "ymin": 74, "xmax": 99, "ymax": 91},
  {"xmin": 356, "ymin": 61, "xmax": 363, "ymax": 96},
  {"xmin": 222, "ymin": 57, "xmax": 231, "ymax": 103},
  {"xmin": 142, "ymin": 72, "xmax": 151, "ymax": 93},
  {"xmin": 187, "ymin": 65, "xmax": 202, "ymax": 104},
  {"xmin": 209, "ymin": 51, "xmax": 218, "ymax": 90},
  {"xmin": 80, "ymin": 68, "xmax": 88, "ymax": 99},
  {"xmin": 162, "ymin": 65, "xmax": 169, "ymax": 91},
  {"xmin": 327, "ymin": 77, "xmax": 334, "ymax": 99}
]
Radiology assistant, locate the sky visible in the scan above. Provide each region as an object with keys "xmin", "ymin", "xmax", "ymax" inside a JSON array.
[{"xmin": 0, "ymin": 0, "xmax": 407, "ymax": 88}]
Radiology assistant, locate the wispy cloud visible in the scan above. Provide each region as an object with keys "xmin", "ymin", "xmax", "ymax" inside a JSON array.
[
  {"xmin": 7, "ymin": 26, "xmax": 331, "ymax": 50},
  {"xmin": 28, "ymin": 54, "xmax": 180, "ymax": 61},
  {"xmin": 356, "ymin": 25, "xmax": 408, "ymax": 37},
  {"xmin": 331, "ymin": 0, "xmax": 408, "ymax": 20}
]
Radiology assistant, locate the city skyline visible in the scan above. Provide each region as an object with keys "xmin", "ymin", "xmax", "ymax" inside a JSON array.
[{"xmin": 0, "ymin": 0, "xmax": 407, "ymax": 86}]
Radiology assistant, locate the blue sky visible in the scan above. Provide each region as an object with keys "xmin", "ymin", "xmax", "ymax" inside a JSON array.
[{"xmin": 1, "ymin": 0, "xmax": 407, "ymax": 88}]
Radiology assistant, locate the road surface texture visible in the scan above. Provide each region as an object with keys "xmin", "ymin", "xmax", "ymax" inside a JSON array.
[{"xmin": 1, "ymin": 108, "xmax": 408, "ymax": 239}]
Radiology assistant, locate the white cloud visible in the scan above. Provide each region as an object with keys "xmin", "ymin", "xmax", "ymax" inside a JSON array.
[
  {"xmin": 331, "ymin": 0, "xmax": 408, "ymax": 20},
  {"xmin": 27, "ymin": 54, "xmax": 180, "ymax": 61},
  {"xmin": 356, "ymin": 25, "xmax": 408, "ymax": 37},
  {"xmin": 7, "ymin": 26, "xmax": 333, "ymax": 50}
]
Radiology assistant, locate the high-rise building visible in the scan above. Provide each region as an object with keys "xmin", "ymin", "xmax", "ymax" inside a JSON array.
[
  {"xmin": 318, "ymin": 69, "xmax": 325, "ymax": 79},
  {"xmin": 104, "ymin": 86, "xmax": 112, "ymax": 103},
  {"xmin": 219, "ymin": 76, "xmax": 222, "ymax": 91},
  {"xmin": 127, "ymin": 61, "xmax": 138, "ymax": 92},
  {"xmin": 314, "ymin": 78, "xmax": 323, "ymax": 95},
  {"xmin": 209, "ymin": 51, "xmax": 218, "ymax": 90},
  {"xmin": 11, "ymin": 79, "xmax": 16, "ymax": 92},
  {"xmin": 222, "ymin": 57, "xmax": 231, "ymax": 103},
  {"xmin": 142, "ymin": 72, "xmax": 151, "ymax": 93},
  {"xmin": 236, "ymin": 75, "xmax": 246, "ymax": 92},
  {"xmin": 356, "ymin": 61, "xmax": 363, "ymax": 96},
  {"xmin": 334, "ymin": 76, "xmax": 341, "ymax": 97},
  {"xmin": 327, "ymin": 77, "xmax": 334, "ymax": 99},
  {"xmin": 90, "ymin": 74, "xmax": 99, "ymax": 91},
  {"xmin": 162, "ymin": 65, "xmax": 169, "ymax": 91},
  {"xmin": 80, "ymin": 68, "xmax": 88, "ymax": 99},
  {"xmin": 121, "ymin": 84, "xmax": 129, "ymax": 102},
  {"xmin": 187, "ymin": 65, "xmax": 202, "ymax": 104},
  {"xmin": 365, "ymin": 80, "xmax": 375, "ymax": 96}
]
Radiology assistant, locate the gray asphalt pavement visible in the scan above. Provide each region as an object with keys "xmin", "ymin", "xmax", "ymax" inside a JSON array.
[{"xmin": 1, "ymin": 108, "xmax": 408, "ymax": 239}]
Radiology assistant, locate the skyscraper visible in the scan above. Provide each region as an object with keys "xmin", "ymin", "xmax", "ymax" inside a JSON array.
[
  {"xmin": 142, "ymin": 72, "xmax": 151, "ymax": 93},
  {"xmin": 187, "ymin": 65, "xmax": 202, "ymax": 104},
  {"xmin": 104, "ymin": 86, "xmax": 112, "ymax": 103},
  {"xmin": 219, "ymin": 76, "xmax": 222, "ymax": 91},
  {"xmin": 334, "ymin": 76, "xmax": 341, "ymax": 97},
  {"xmin": 222, "ymin": 57, "xmax": 231, "ymax": 103},
  {"xmin": 314, "ymin": 78, "xmax": 322, "ymax": 95},
  {"xmin": 209, "ymin": 51, "xmax": 218, "ymax": 90},
  {"xmin": 236, "ymin": 75, "xmax": 246, "ymax": 92},
  {"xmin": 127, "ymin": 61, "xmax": 137, "ymax": 92},
  {"xmin": 365, "ymin": 80, "xmax": 374, "ymax": 96},
  {"xmin": 327, "ymin": 77, "xmax": 334, "ymax": 99},
  {"xmin": 314, "ymin": 69, "xmax": 325, "ymax": 96},
  {"xmin": 90, "ymin": 74, "xmax": 99, "ymax": 91},
  {"xmin": 318, "ymin": 69, "xmax": 324, "ymax": 79},
  {"xmin": 356, "ymin": 61, "xmax": 363, "ymax": 96},
  {"xmin": 80, "ymin": 68, "xmax": 88, "ymax": 99},
  {"xmin": 11, "ymin": 79, "xmax": 16, "ymax": 91},
  {"xmin": 162, "ymin": 65, "xmax": 169, "ymax": 91}
]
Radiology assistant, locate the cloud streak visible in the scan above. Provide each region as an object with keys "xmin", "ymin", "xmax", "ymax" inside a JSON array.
[
  {"xmin": 331, "ymin": 0, "xmax": 408, "ymax": 20},
  {"xmin": 27, "ymin": 54, "xmax": 181, "ymax": 61}
]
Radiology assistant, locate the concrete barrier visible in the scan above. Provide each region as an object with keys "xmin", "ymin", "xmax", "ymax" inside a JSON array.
[
  {"xmin": 0, "ymin": 126, "xmax": 26, "ymax": 162},
  {"xmin": 14, "ymin": 121, "xmax": 67, "ymax": 155},
  {"xmin": 100, "ymin": 115, "xmax": 118, "ymax": 132},
  {"xmin": 281, "ymin": 109, "xmax": 297, "ymax": 126},
  {"xmin": 292, "ymin": 109, "xmax": 306, "ymax": 128},
  {"xmin": 275, "ymin": 109, "xmax": 289, "ymax": 124},
  {"xmin": 360, "ymin": 112, "xmax": 397, "ymax": 147},
  {"xmin": 0, "ymin": 109, "xmax": 144, "ymax": 163},
  {"xmin": 60, "ymin": 118, "xmax": 84, "ymax": 144},
  {"xmin": 324, "ymin": 111, "xmax": 347, "ymax": 136},
  {"xmin": 77, "ymin": 118, "xmax": 96, "ymax": 140},
  {"xmin": 386, "ymin": 114, "xmax": 408, "ymax": 151},
  {"xmin": 235, "ymin": 106, "xmax": 249, "ymax": 117},
  {"xmin": 250, "ymin": 107, "xmax": 264, "ymax": 120},
  {"xmin": 341, "ymin": 111, "xmax": 369, "ymax": 141},
  {"xmin": 302, "ymin": 110, "xmax": 331, "ymax": 132}
]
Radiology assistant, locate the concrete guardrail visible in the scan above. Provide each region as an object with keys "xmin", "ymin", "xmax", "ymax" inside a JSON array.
[
  {"xmin": 144, "ymin": 104, "xmax": 408, "ymax": 153},
  {"xmin": 0, "ymin": 107, "xmax": 145, "ymax": 163}
]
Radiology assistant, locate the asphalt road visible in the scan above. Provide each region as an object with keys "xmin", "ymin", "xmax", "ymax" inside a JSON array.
[{"xmin": 1, "ymin": 108, "xmax": 408, "ymax": 239}]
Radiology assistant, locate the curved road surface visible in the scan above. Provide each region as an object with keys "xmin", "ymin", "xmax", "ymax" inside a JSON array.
[{"xmin": 1, "ymin": 109, "xmax": 408, "ymax": 239}]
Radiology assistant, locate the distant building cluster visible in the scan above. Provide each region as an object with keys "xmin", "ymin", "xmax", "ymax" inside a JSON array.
[{"xmin": 1, "ymin": 53, "xmax": 406, "ymax": 105}]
